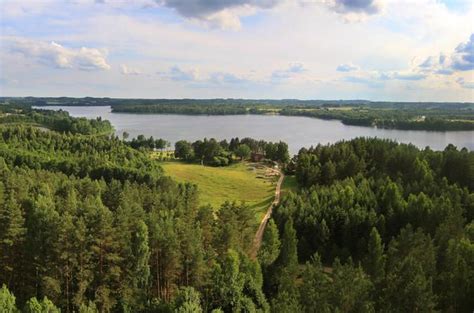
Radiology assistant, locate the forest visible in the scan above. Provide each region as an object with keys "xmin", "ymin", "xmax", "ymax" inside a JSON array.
[
  {"xmin": 0, "ymin": 108, "xmax": 473, "ymax": 312},
  {"xmin": 0, "ymin": 105, "xmax": 113, "ymax": 135}
]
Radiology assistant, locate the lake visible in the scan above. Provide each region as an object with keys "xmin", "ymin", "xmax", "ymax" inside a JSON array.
[{"xmin": 38, "ymin": 106, "xmax": 474, "ymax": 154}]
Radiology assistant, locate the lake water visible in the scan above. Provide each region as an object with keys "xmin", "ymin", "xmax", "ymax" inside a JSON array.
[{"xmin": 38, "ymin": 106, "xmax": 474, "ymax": 154}]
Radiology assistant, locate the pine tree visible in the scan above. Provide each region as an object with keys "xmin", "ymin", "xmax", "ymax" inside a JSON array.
[
  {"xmin": 258, "ymin": 219, "xmax": 281, "ymax": 267},
  {"xmin": 131, "ymin": 220, "xmax": 151, "ymax": 306},
  {"xmin": 0, "ymin": 191, "xmax": 26, "ymax": 288},
  {"xmin": 276, "ymin": 218, "xmax": 298, "ymax": 272},
  {"xmin": 364, "ymin": 227, "xmax": 385, "ymax": 281},
  {"xmin": 383, "ymin": 256, "xmax": 437, "ymax": 312},
  {"xmin": 270, "ymin": 218, "xmax": 298, "ymax": 295}
]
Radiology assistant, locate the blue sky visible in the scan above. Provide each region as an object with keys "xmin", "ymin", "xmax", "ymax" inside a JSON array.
[{"xmin": 0, "ymin": 0, "xmax": 473, "ymax": 101}]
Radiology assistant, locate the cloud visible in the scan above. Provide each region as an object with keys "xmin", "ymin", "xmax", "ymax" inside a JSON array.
[
  {"xmin": 271, "ymin": 63, "xmax": 306, "ymax": 80},
  {"xmin": 390, "ymin": 71, "xmax": 427, "ymax": 81},
  {"xmin": 120, "ymin": 64, "xmax": 142, "ymax": 75},
  {"xmin": 157, "ymin": 0, "xmax": 281, "ymax": 30},
  {"xmin": 342, "ymin": 75, "xmax": 383, "ymax": 88},
  {"xmin": 158, "ymin": 66, "xmax": 250, "ymax": 85},
  {"xmin": 158, "ymin": 0, "xmax": 279, "ymax": 17},
  {"xmin": 457, "ymin": 77, "xmax": 474, "ymax": 89},
  {"xmin": 452, "ymin": 33, "xmax": 474, "ymax": 71},
  {"xmin": 342, "ymin": 68, "xmax": 426, "ymax": 88},
  {"xmin": 160, "ymin": 65, "xmax": 202, "ymax": 81},
  {"xmin": 319, "ymin": 0, "xmax": 385, "ymax": 21},
  {"xmin": 417, "ymin": 33, "xmax": 474, "ymax": 74},
  {"xmin": 329, "ymin": 0, "xmax": 384, "ymax": 14},
  {"xmin": 336, "ymin": 63, "xmax": 359, "ymax": 72},
  {"xmin": 208, "ymin": 72, "xmax": 249, "ymax": 84},
  {"xmin": 8, "ymin": 37, "xmax": 110, "ymax": 71}
]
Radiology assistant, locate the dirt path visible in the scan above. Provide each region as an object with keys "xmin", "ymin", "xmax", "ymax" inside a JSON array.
[{"xmin": 250, "ymin": 170, "xmax": 285, "ymax": 259}]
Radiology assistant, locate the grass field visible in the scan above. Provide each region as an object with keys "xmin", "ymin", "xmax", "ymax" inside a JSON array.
[{"xmin": 161, "ymin": 161, "xmax": 276, "ymax": 219}]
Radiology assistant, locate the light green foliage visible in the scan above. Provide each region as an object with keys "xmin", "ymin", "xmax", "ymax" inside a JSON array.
[
  {"xmin": 235, "ymin": 144, "xmax": 251, "ymax": 161},
  {"xmin": 0, "ymin": 285, "xmax": 18, "ymax": 313},
  {"xmin": 79, "ymin": 301, "xmax": 98, "ymax": 313},
  {"xmin": 258, "ymin": 219, "xmax": 281, "ymax": 267},
  {"xmin": 173, "ymin": 287, "xmax": 202, "ymax": 313},
  {"xmin": 24, "ymin": 296, "xmax": 60, "ymax": 313}
]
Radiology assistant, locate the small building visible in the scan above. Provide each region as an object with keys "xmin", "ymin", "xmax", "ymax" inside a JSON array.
[{"xmin": 251, "ymin": 152, "xmax": 265, "ymax": 162}]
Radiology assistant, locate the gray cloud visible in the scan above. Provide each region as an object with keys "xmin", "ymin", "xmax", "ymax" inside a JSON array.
[
  {"xmin": 332, "ymin": 0, "xmax": 384, "ymax": 14},
  {"xmin": 158, "ymin": 0, "xmax": 279, "ymax": 18},
  {"xmin": 452, "ymin": 33, "xmax": 474, "ymax": 71},
  {"xmin": 9, "ymin": 37, "xmax": 110, "ymax": 71}
]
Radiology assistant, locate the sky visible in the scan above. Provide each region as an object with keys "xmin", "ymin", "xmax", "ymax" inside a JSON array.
[{"xmin": 0, "ymin": 0, "xmax": 473, "ymax": 101}]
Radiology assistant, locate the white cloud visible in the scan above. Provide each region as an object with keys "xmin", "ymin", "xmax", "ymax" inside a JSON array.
[
  {"xmin": 7, "ymin": 37, "xmax": 111, "ymax": 71},
  {"xmin": 120, "ymin": 64, "xmax": 142, "ymax": 75}
]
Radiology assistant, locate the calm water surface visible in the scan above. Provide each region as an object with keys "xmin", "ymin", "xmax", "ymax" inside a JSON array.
[{"xmin": 39, "ymin": 106, "xmax": 474, "ymax": 154}]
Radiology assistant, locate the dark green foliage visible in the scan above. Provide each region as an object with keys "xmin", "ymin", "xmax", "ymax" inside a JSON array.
[
  {"xmin": 128, "ymin": 135, "xmax": 168, "ymax": 151},
  {"xmin": 0, "ymin": 126, "xmax": 163, "ymax": 184},
  {"xmin": 174, "ymin": 140, "xmax": 195, "ymax": 161},
  {"xmin": 269, "ymin": 138, "xmax": 473, "ymax": 312},
  {"xmin": 173, "ymin": 137, "xmax": 289, "ymax": 166},
  {"xmin": 0, "ymin": 114, "xmax": 267, "ymax": 312},
  {"xmin": 0, "ymin": 106, "xmax": 113, "ymax": 135}
]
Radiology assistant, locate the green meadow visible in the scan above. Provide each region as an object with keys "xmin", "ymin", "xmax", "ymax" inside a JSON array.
[{"xmin": 161, "ymin": 161, "xmax": 276, "ymax": 218}]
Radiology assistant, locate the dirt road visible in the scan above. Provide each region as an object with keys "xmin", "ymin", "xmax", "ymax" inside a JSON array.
[{"xmin": 250, "ymin": 170, "xmax": 284, "ymax": 259}]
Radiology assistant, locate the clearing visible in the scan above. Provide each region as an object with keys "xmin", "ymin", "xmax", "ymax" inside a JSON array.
[{"xmin": 160, "ymin": 161, "xmax": 277, "ymax": 219}]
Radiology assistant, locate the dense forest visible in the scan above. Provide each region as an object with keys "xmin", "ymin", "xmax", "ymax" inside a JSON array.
[
  {"xmin": 265, "ymin": 138, "xmax": 474, "ymax": 312},
  {"xmin": 0, "ymin": 108, "xmax": 473, "ymax": 312}
]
